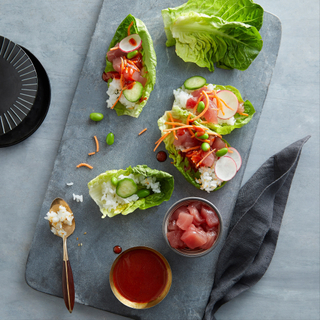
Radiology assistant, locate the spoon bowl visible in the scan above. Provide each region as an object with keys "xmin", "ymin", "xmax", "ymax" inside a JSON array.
[{"xmin": 48, "ymin": 197, "xmax": 75, "ymax": 313}]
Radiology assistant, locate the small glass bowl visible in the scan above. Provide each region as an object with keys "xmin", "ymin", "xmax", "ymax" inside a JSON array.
[
  {"xmin": 162, "ymin": 197, "xmax": 223, "ymax": 258},
  {"xmin": 109, "ymin": 246, "xmax": 172, "ymax": 309}
]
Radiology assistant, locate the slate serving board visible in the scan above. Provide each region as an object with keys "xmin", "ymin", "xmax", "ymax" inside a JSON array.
[{"xmin": 25, "ymin": 1, "xmax": 281, "ymax": 319}]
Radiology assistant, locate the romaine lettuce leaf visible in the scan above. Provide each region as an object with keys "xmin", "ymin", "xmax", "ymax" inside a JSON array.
[
  {"xmin": 162, "ymin": 0, "xmax": 263, "ymax": 72},
  {"xmin": 162, "ymin": 0, "xmax": 264, "ymax": 46},
  {"xmin": 105, "ymin": 14, "xmax": 156, "ymax": 117},
  {"xmin": 157, "ymin": 111, "xmax": 226, "ymax": 191},
  {"xmin": 88, "ymin": 165, "xmax": 174, "ymax": 218},
  {"xmin": 173, "ymin": 84, "xmax": 255, "ymax": 135}
]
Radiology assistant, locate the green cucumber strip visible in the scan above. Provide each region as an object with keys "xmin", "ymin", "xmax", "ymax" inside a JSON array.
[
  {"xmin": 184, "ymin": 76, "xmax": 206, "ymax": 90},
  {"xmin": 123, "ymin": 82, "xmax": 143, "ymax": 102},
  {"xmin": 116, "ymin": 178, "xmax": 138, "ymax": 198}
]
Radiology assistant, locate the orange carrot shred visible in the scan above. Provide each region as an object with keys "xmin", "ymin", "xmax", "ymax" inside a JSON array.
[
  {"xmin": 94, "ymin": 136, "xmax": 99, "ymax": 152},
  {"xmin": 109, "ymin": 46, "xmax": 119, "ymax": 51},
  {"xmin": 196, "ymin": 148, "xmax": 216, "ymax": 168},
  {"xmin": 76, "ymin": 163, "xmax": 93, "ymax": 169},
  {"xmin": 168, "ymin": 112, "xmax": 178, "ymax": 140},
  {"xmin": 239, "ymin": 112, "xmax": 249, "ymax": 116},
  {"xmin": 127, "ymin": 21, "xmax": 134, "ymax": 36},
  {"xmin": 138, "ymin": 128, "xmax": 147, "ymax": 135},
  {"xmin": 193, "ymin": 94, "xmax": 203, "ymax": 114},
  {"xmin": 88, "ymin": 152, "xmax": 95, "ymax": 156},
  {"xmin": 154, "ymin": 132, "xmax": 170, "ymax": 152},
  {"xmin": 191, "ymin": 91, "xmax": 210, "ymax": 121},
  {"xmin": 163, "ymin": 125, "xmax": 198, "ymax": 132},
  {"xmin": 181, "ymin": 146, "xmax": 201, "ymax": 152},
  {"xmin": 111, "ymin": 89, "xmax": 126, "ymax": 109}
]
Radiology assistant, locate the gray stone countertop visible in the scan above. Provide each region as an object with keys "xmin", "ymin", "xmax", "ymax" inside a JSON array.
[{"xmin": 0, "ymin": 1, "xmax": 319, "ymax": 320}]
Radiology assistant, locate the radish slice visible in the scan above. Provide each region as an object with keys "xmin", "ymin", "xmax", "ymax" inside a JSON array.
[
  {"xmin": 119, "ymin": 34, "xmax": 142, "ymax": 53},
  {"xmin": 216, "ymin": 90, "xmax": 239, "ymax": 120},
  {"xmin": 226, "ymin": 147, "xmax": 242, "ymax": 171},
  {"xmin": 214, "ymin": 156, "xmax": 237, "ymax": 181}
]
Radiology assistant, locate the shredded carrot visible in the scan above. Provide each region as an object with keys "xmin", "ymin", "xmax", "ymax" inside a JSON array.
[
  {"xmin": 127, "ymin": 21, "xmax": 134, "ymax": 36},
  {"xmin": 94, "ymin": 136, "xmax": 99, "ymax": 152},
  {"xmin": 109, "ymin": 46, "xmax": 119, "ymax": 51},
  {"xmin": 195, "ymin": 137, "xmax": 210, "ymax": 143},
  {"xmin": 193, "ymin": 94, "xmax": 203, "ymax": 114},
  {"xmin": 153, "ymin": 132, "xmax": 170, "ymax": 152},
  {"xmin": 181, "ymin": 146, "xmax": 201, "ymax": 152},
  {"xmin": 163, "ymin": 125, "xmax": 197, "ymax": 132},
  {"xmin": 225, "ymin": 143, "xmax": 234, "ymax": 153},
  {"xmin": 138, "ymin": 128, "xmax": 147, "ymax": 135},
  {"xmin": 168, "ymin": 112, "xmax": 178, "ymax": 140},
  {"xmin": 219, "ymin": 97, "xmax": 234, "ymax": 111},
  {"xmin": 207, "ymin": 131, "xmax": 222, "ymax": 138},
  {"xmin": 111, "ymin": 86, "xmax": 127, "ymax": 109},
  {"xmin": 190, "ymin": 91, "xmax": 210, "ymax": 122},
  {"xmin": 196, "ymin": 148, "xmax": 216, "ymax": 168},
  {"xmin": 76, "ymin": 163, "xmax": 93, "ymax": 169},
  {"xmin": 164, "ymin": 122, "xmax": 190, "ymax": 127},
  {"xmin": 186, "ymin": 114, "xmax": 195, "ymax": 137},
  {"xmin": 239, "ymin": 112, "xmax": 249, "ymax": 116},
  {"xmin": 88, "ymin": 152, "xmax": 95, "ymax": 156}
]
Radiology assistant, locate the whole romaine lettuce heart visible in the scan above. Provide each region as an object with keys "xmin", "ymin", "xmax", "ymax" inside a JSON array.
[
  {"xmin": 169, "ymin": 12, "xmax": 263, "ymax": 72},
  {"xmin": 88, "ymin": 165, "xmax": 174, "ymax": 218},
  {"xmin": 157, "ymin": 111, "xmax": 227, "ymax": 191},
  {"xmin": 173, "ymin": 84, "xmax": 255, "ymax": 135},
  {"xmin": 105, "ymin": 14, "xmax": 156, "ymax": 118},
  {"xmin": 162, "ymin": 0, "xmax": 264, "ymax": 47}
]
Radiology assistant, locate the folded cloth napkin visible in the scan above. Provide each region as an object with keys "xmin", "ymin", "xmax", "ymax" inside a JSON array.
[{"xmin": 204, "ymin": 135, "xmax": 310, "ymax": 320}]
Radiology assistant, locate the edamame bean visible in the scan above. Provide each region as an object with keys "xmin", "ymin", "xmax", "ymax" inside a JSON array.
[
  {"xmin": 136, "ymin": 189, "xmax": 151, "ymax": 198},
  {"xmin": 106, "ymin": 132, "xmax": 114, "ymax": 145},
  {"xmin": 111, "ymin": 176, "xmax": 118, "ymax": 186},
  {"xmin": 196, "ymin": 132, "xmax": 209, "ymax": 140},
  {"xmin": 90, "ymin": 112, "xmax": 104, "ymax": 121},
  {"xmin": 127, "ymin": 50, "xmax": 138, "ymax": 59},
  {"xmin": 197, "ymin": 101, "xmax": 205, "ymax": 113},
  {"xmin": 201, "ymin": 142, "xmax": 210, "ymax": 151},
  {"xmin": 216, "ymin": 148, "xmax": 228, "ymax": 157}
]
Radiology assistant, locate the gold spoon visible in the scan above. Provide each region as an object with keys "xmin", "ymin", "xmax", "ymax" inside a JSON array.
[{"xmin": 48, "ymin": 198, "xmax": 75, "ymax": 313}]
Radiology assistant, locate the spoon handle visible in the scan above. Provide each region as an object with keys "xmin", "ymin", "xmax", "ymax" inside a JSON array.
[{"xmin": 62, "ymin": 237, "xmax": 75, "ymax": 313}]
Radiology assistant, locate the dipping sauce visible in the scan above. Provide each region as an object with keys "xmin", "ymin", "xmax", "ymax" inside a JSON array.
[
  {"xmin": 112, "ymin": 248, "xmax": 169, "ymax": 304},
  {"xmin": 156, "ymin": 151, "xmax": 167, "ymax": 162},
  {"xmin": 113, "ymin": 245, "xmax": 122, "ymax": 254}
]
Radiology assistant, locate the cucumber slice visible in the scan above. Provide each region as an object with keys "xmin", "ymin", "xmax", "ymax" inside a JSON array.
[
  {"xmin": 123, "ymin": 82, "xmax": 143, "ymax": 102},
  {"xmin": 184, "ymin": 76, "xmax": 207, "ymax": 90},
  {"xmin": 116, "ymin": 178, "xmax": 138, "ymax": 198}
]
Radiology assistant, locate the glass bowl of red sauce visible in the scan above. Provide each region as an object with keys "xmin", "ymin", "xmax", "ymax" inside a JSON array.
[
  {"xmin": 109, "ymin": 246, "xmax": 172, "ymax": 309},
  {"xmin": 163, "ymin": 197, "xmax": 223, "ymax": 257}
]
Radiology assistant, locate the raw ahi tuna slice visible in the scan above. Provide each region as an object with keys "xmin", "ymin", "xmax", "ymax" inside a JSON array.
[
  {"xmin": 203, "ymin": 99, "xmax": 218, "ymax": 123},
  {"xmin": 176, "ymin": 212, "xmax": 193, "ymax": 230},
  {"xmin": 170, "ymin": 206, "xmax": 189, "ymax": 222},
  {"xmin": 200, "ymin": 151, "xmax": 215, "ymax": 167},
  {"xmin": 168, "ymin": 219, "xmax": 180, "ymax": 231},
  {"xmin": 173, "ymin": 129, "xmax": 199, "ymax": 149},
  {"xmin": 186, "ymin": 96, "xmax": 198, "ymax": 109},
  {"xmin": 188, "ymin": 203, "xmax": 205, "ymax": 226},
  {"xmin": 181, "ymin": 224, "xmax": 207, "ymax": 249},
  {"xmin": 200, "ymin": 231, "xmax": 218, "ymax": 250},
  {"xmin": 210, "ymin": 137, "xmax": 226, "ymax": 151},
  {"xmin": 167, "ymin": 230, "xmax": 185, "ymax": 248},
  {"xmin": 201, "ymin": 206, "xmax": 219, "ymax": 228}
]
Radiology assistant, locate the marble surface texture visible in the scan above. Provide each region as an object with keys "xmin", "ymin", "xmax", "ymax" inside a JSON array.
[{"xmin": 0, "ymin": 1, "xmax": 319, "ymax": 320}]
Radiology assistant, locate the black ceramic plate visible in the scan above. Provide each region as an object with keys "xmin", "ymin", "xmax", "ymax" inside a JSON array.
[
  {"xmin": 0, "ymin": 46, "xmax": 51, "ymax": 147},
  {"xmin": 0, "ymin": 36, "xmax": 38, "ymax": 135}
]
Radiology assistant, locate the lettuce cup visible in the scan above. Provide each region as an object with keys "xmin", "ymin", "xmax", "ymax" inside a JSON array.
[
  {"xmin": 155, "ymin": 109, "xmax": 242, "ymax": 192},
  {"xmin": 172, "ymin": 77, "xmax": 255, "ymax": 135},
  {"xmin": 88, "ymin": 165, "xmax": 174, "ymax": 218},
  {"xmin": 102, "ymin": 14, "xmax": 157, "ymax": 118}
]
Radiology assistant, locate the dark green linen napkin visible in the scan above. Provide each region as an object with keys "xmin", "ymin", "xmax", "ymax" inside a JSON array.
[{"xmin": 204, "ymin": 135, "xmax": 311, "ymax": 320}]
